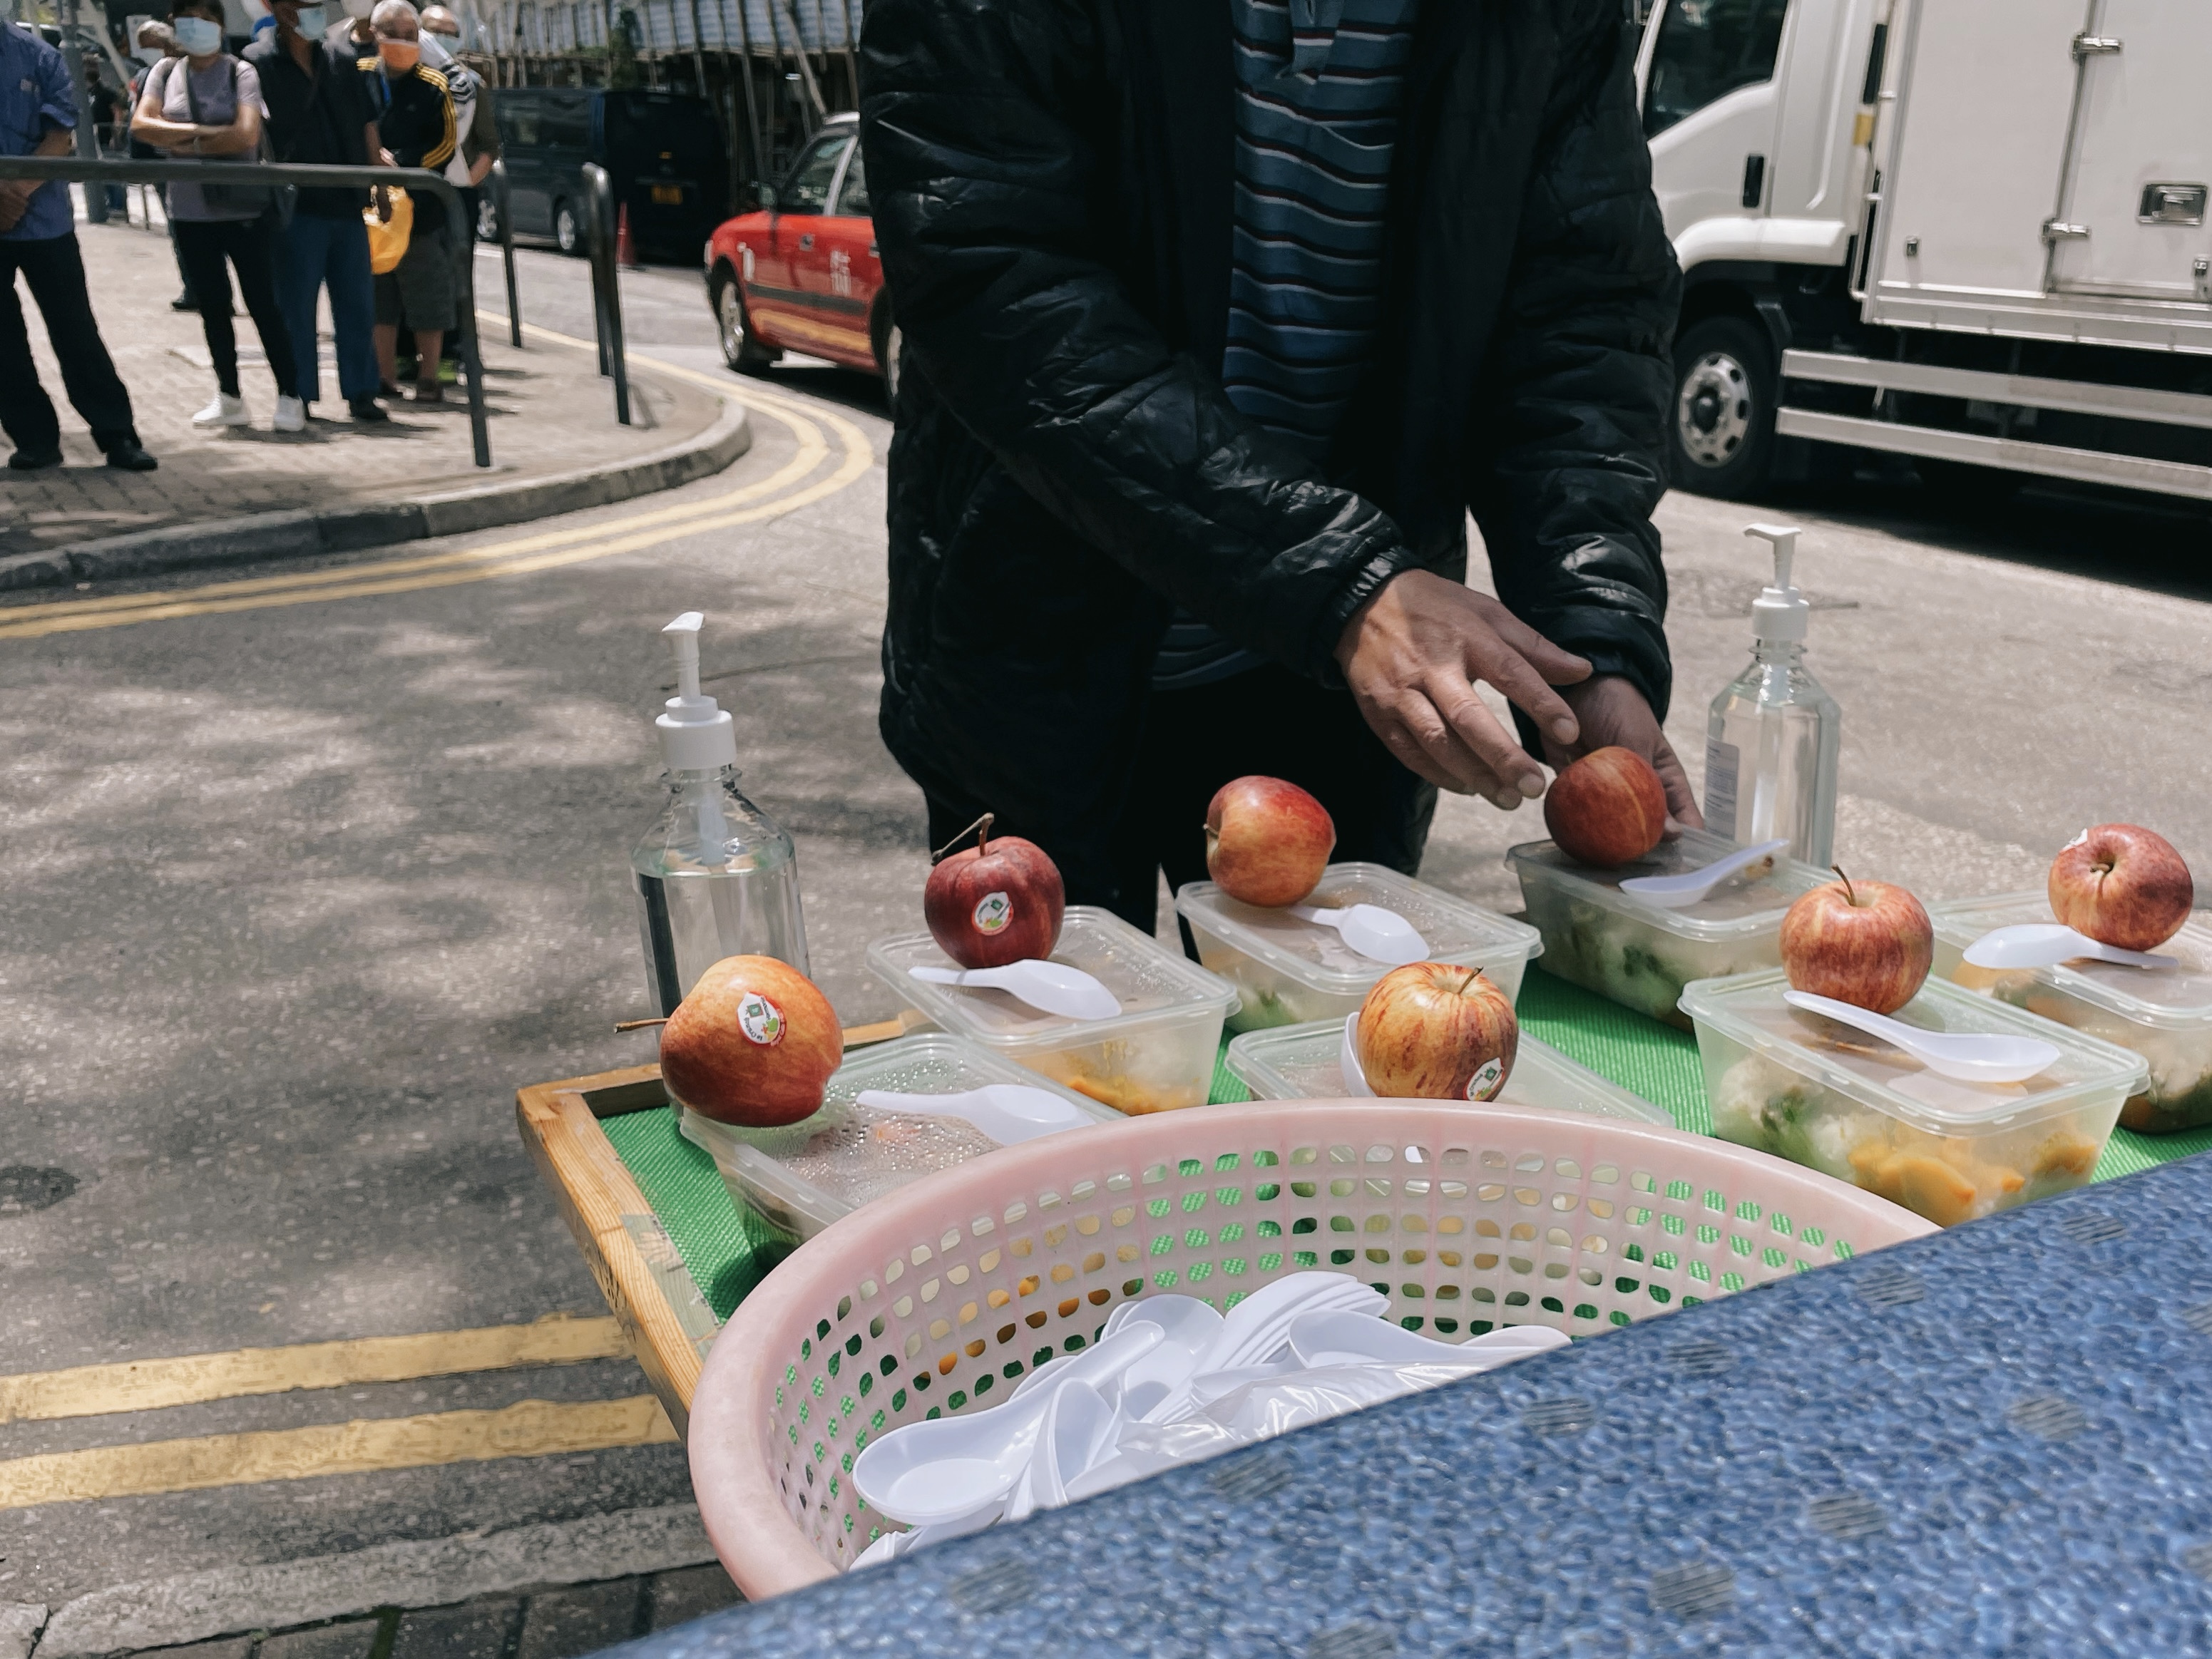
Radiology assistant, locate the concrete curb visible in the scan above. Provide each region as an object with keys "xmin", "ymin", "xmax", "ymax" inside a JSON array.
[
  {"xmin": 0, "ymin": 388, "xmax": 752, "ymax": 596},
  {"xmin": 32, "ymin": 1504, "xmax": 715, "ymax": 1658}
]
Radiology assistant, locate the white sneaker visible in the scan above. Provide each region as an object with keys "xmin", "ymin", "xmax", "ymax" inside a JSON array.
[
  {"xmin": 192, "ymin": 393, "xmax": 249, "ymax": 428},
  {"xmin": 273, "ymin": 395, "xmax": 306, "ymax": 433}
]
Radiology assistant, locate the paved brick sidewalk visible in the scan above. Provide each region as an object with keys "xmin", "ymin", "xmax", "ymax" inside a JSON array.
[
  {"xmin": 60, "ymin": 1566, "xmax": 739, "ymax": 1659},
  {"xmin": 3, "ymin": 207, "xmax": 722, "ymax": 567}
]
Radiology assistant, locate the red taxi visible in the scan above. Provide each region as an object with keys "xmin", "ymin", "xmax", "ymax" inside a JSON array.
[{"xmin": 704, "ymin": 113, "xmax": 899, "ymax": 397}]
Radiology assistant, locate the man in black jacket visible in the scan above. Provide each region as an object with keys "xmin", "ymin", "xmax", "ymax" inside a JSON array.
[{"xmin": 861, "ymin": 0, "xmax": 1696, "ymax": 933}]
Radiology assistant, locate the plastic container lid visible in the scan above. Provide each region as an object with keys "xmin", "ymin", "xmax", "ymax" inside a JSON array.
[
  {"xmin": 1174, "ymin": 863, "xmax": 1542, "ymax": 996},
  {"xmin": 1679, "ymin": 968, "xmax": 2148, "ymax": 1132},
  {"xmin": 1507, "ymin": 826, "xmax": 1831, "ymax": 941},
  {"xmin": 866, "ymin": 905, "xmax": 1239, "ymax": 1053},
  {"xmin": 1931, "ymin": 893, "xmax": 2212, "ymax": 1031},
  {"xmin": 680, "ymin": 1033, "xmax": 1121, "ymax": 1238},
  {"xmin": 1223, "ymin": 1019, "xmax": 1671, "ymax": 1126}
]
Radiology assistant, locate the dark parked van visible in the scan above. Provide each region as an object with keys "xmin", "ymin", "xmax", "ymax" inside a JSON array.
[{"xmin": 488, "ymin": 88, "xmax": 728, "ymax": 261}]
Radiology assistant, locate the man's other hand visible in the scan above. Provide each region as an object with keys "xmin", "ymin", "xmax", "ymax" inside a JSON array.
[
  {"xmin": 1336, "ymin": 570, "xmax": 1593, "ymax": 810},
  {"xmin": 1541, "ymin": 673, "xmax": 1704, "ymax": 831}
]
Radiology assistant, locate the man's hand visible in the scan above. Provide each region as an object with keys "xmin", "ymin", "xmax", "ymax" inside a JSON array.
[
  {"xmin": 1336, "ymin": 570, "xmax": 1593, "ymax": 809},
  {"xmin": 1541, "ymin": 674, "xmax": 1704, "ymax": 830},
  {"xmin": 0, "ymin": 189, "xmax": 26, "ymax": 235}
]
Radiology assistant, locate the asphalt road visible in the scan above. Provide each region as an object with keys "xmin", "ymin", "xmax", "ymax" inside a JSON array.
[{"xmin": 1, "ymin": 239, "xmax": 2208, "ymax": 1623}]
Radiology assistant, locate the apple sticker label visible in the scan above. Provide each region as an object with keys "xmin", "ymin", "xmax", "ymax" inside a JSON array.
[
  {"xmin": 973, "ymin": 892, "xmax": 1013, "ymax": 935},
  {"xmin": 735, "ymin": 991, "xmax": 786, "ymax": 1047},
  {"xmin": 1465, "ymin": 1059, "xmax": 1505, "ymax": 1102}
]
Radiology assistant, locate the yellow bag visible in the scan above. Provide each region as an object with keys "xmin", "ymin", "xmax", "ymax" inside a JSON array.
[{"xmin": 365, "ymin": 187, "xmax": 414, "ymax": 274}]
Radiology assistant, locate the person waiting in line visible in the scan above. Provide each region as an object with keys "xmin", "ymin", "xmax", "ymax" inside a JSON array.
[
  {"xmin": 327, "ymin": 0, "xmax": 379, "ymax": 66},
  {"xmin": 0, "ymin": 13, "xmax": 156, "ymax": 471},
  {"xmin": 357, "ymin": 0, "xmax": 456, "ymax": 404},
  {"xmin": 128, "ymin": 20, "xmax": 200, "ymax": 312},
  {"xmin": 419, "ymin": 7, "xmax": 495, "ymax": 382},
  {"xmin": 246, "ymin": 0, "xmax": 390, "ymax": 424},
  {"xmin": 133, "ymin": 0, "xmax": 305, "ymax": 433},
  {"xmin": 859, "ymin": 1, "xmax": 1694, "ymax": 932}
]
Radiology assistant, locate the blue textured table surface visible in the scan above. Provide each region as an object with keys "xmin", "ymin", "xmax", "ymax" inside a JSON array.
[{"xmin": 629, "ymin": 1152, "xmax": 2212, "ymax": 1657}]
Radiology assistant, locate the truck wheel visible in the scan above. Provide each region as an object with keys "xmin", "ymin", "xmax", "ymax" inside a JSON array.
[
  {"xmin": 553, "ymin": 199, "xmax": 583, "ymax": 257},
  {"xmin": 1669, "ymin": 317, "xmax": 1776, "ymax": 499},
  {"xmin": 714, "ymin": 272, "xmax": 780, "ymax": 373}
]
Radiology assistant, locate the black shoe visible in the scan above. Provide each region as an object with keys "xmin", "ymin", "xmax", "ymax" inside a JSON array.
[
  {"xmin": 8, "ymin": 446, "xmax": 63, "ymax": 471},
  {"xmin": 348, "ymin": 396, "xmax": 391, "ymax": 424},
  {"xmin": 171, "ymin": 294, "xmax": 198, "ymax": 312},
  {"xmin": 104, "ymin": 443, "xmax": 158, "ymax": 472}
]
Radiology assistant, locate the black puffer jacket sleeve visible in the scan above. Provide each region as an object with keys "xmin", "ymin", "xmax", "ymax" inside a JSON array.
[
  {"xmin": 1469, "ymin": 9, "xmax": 1681, "ymax": 719},
  {"xmin": 859, "ymin": 0, "xmax": 1418, "ymax": 680}
]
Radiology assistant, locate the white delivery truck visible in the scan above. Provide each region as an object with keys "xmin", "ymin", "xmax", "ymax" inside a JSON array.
[{"xmin": 1638, "ymin": 0, "xmax": 2212, "ymax": 500}]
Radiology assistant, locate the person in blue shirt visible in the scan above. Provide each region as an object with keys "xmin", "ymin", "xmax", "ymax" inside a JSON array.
[{"xmin": 0, "ymin": 18, "xmax": 155, "ymax": 471}]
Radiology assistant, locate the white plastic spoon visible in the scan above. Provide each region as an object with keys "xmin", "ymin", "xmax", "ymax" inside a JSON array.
[
  {"xmin": 1962, "ymin": 923, "xmax": 2178, "ymax": 972},
  {"xmin": 908, "ymin": 960, "xmax": 1123, "ymax": 1022},
  {"xmin": 1781, "ymin": 990, "xmax": 2061, "ymax": 1085},
  {"xmin": 851, "ymin": 1321, "xmax": 1162, "ymax": 1526},
  {"xmin": 1286, "ymin": 903, "xmax": 1430, "ymax": 965},
  {"xmin": 1287, "ymin": 1308, "xmax": 1570, "ymax": 1370},
  {"xmin": 1026, "ymin": 1380, "xmax": 1117, "ymax": 1511},
  {"xmin": 853, "ymin": 1084, "xmax": 1092, "ymax": 1145},
  {"xmin": 1015, "ymin": 1295, "xmax": 1225, "ymax": 1410},
  {"xmin": 1198, "ymin": 1273, "xmax": 1388, "ymax": 1375},
  {"xmin": 1338, "ymin": 1012, "xmax": 1376, "ymax": 1097},
  {"xmin": 1619, "ymin": 838, "xmax": 1789, "ymax": 909}
]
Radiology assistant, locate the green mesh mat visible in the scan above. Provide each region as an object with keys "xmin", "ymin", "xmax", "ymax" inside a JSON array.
[{"xmin": 598, "ymin": 964, "xmax": 2203, "ymax": 1322}]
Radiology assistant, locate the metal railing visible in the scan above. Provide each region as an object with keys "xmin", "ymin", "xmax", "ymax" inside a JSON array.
[
  {"xmin": 0, "ymin": 157, "xmax": 513, "ymax": 467},
  {"xmin": 580, "ymin": 161, "xmax": 631, "ymax": 426}
]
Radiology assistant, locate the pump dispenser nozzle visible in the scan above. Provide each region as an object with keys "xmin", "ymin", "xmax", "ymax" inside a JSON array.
[
  {"xmin": 1744, "ymin": 523, "xmax": 1808, "ymax": 644},
  {"xmin": 655, "ymin": 611, "xmax": 739, "ymax": 770}
]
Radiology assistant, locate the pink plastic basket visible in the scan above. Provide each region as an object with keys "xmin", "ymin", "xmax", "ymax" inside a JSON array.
[{"xmin": 688, "ymin": 1099, "xmax": 1935, "ymax": 1599}]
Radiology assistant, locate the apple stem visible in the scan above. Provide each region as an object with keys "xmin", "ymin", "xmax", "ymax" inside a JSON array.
[
  {"xmin": 1830, "ymin": 865, "xmax": 1859, "ymax": 906},
  {"xmin": 931, "ymin": 811, "xmax": 994, "ymax": 866},
  {"xmin": 615, "ymin": 1017, "xmax": 669, "ymax": 1032}
]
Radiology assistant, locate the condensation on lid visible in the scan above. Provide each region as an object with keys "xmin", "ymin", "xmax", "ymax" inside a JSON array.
[
  {"xmin": 1507, "ymin": 827, "xmax": 1831, "ymax": 940},
  {"xmin": 1931, "ymin": 892, "xmax": 2212, "ymax": 1028},
  {"xmin": 1175, "ymin": 863, "xmax": 1540, "ymax": 994}
]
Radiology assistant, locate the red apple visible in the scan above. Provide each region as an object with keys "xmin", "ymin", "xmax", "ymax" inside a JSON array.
[
  {"xmin": 1355, "ymin": 962, "xmax": 1520, "ymax": 1101},
  {"xmin": 2049, "ymin": 824, "xmax": 2193, "ymax": 952},
  {"xmin": 660, "ymin": 955, "xmax": 841, "ymax": 1127},
  {"xmin": 1543, "ymin": 746, "xmax": 1668, "ymax": 868},
  {"xmin": 924, "ymin": 813, "xmax": 1065, "ymax": 968},
  {"xmin": 1780, "ymin": 870, "xmax": 1934, "ymax": 1015},
  {"xmin": 1205, "ymin": 776, "xmax": 1335, "ymax": 908}
]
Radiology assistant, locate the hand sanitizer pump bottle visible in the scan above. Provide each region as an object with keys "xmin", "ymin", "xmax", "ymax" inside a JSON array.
[
  {"xmin": 1703, "ymin": 524, "xmax": 1842, "ymax": 866},
  {"xmin": 631, "ymin": 612, "xmax": 811, "ymax": 1016}
]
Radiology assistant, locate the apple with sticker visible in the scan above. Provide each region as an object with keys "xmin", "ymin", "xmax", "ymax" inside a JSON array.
[{"xmin": 923, "ymin": 812, "xmax": 1066, "ymax": 969}]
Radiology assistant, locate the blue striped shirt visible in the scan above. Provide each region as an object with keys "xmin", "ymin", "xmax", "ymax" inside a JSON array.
[{"xmin": 1154, "ymin": 0, "xmax": 1422, "ymax": 692}]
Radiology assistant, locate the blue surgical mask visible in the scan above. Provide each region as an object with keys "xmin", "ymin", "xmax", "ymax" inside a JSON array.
[
  {"xmin": 293, "ymin": 4, "xmax": 327, "ymax": 34},
  {"xmin": 173, "ymin": 15, "xmax": 222, "ymax": 53}
]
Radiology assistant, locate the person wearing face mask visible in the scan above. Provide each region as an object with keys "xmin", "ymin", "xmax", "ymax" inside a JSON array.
[
  {"xmin": 329, "ymin": 0, "xmax": 378, "ymax": 66},
  {"xmin": 129, "ymin": 20, "xmax": 202, "ymax": 312},
  {"xmin": 0, "ymin": 11, "xmax": 155, "ymax": 471},
  {"xmin": 417, "ymin": 9, "xmax": 493, "ymax": 381},
  {"xmin": 245, "ymin": 0, "xmax": 389, "ymax": 423},
  {"xmin": 355, "ymin": 0, "xmax": 456, "ymax": 403},
  {"xmin": 133, "ymin": 0, "xmax": 306, "ymax": 433}
]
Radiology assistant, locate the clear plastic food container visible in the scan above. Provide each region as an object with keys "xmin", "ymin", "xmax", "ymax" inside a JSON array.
[
  {"xmin": 1222, "ymin": 1017, "xmax": 1671, "ymax": 1126},
  {"xmin": 679, "ymin": 1033, "xmax": 1121, "ymax": 1247},
  {"xmin": 1174, "ymin": 862, "xmax": 1542, "ymax": 1032},
  {"xmin": 866, "ymin": 906, "xmax": 1240, "ymax": 1116},
  {"xmin": 1931, "ymin": 893, "xmax": 2212, "ymax": 1135},
  {"xmin": 1507, "ymin": 828, "xmax": 1831, "ymax": 1028},
  {"xmin": 1681, "ymin": 968, "xmax": 2149, "ymax": 1227}
]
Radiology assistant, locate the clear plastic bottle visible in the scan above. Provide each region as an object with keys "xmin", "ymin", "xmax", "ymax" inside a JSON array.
[
  {"xmin": 631, "ymin": 613, "xmax": 810, "ymax": 1015},
  {"xmin": 1703, "ymin": 524, "xmax": 1842, "ymax": 866}
]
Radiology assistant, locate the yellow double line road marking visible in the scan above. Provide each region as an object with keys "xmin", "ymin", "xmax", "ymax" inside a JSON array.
[
  {"xmin": 0, "ymin": 1313, "xmax": 627, "ymax": 1425},
  {"xmin": 0, "ymin": 1314, "xmax": 677, "ymax": 1509},
  {"xmin": 0, "ymin": 333, "xmax": 874, "ymax": 641},
  {"xmin": 0, "ymin": 1397, "xmax": 675, "ymax": 1510}
]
